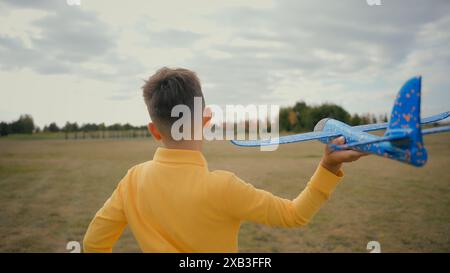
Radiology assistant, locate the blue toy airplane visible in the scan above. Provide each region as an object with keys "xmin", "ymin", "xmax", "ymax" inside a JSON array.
[{"xmin": 231, "ymin": 76, "xmax": 450, "ymax": 167}]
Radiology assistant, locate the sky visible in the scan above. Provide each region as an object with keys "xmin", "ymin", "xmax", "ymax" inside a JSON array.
[{"xmin": 0, "ymin": 0, "xmax": 449, "ymax": 127}]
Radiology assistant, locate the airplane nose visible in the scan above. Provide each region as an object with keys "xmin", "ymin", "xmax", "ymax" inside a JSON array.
[{"xmin": 314, "ymin": 118, "xmax": 330, "ymax": 132}]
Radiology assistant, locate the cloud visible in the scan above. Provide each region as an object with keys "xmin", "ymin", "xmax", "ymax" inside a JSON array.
[
  {"xmin": 32, "ymin": 10, "xmax": 114, "ymax": 62},
  {"xmin": 0, "ymin": 0, "xmax": 141, "ymax": 81},
  {"xmin": 0, "ymin": 0, "xmax": 449, "ymax": 127},
  {"xmin": 185, "ymin": 0, "xmax": 450, "ymax": 114}
]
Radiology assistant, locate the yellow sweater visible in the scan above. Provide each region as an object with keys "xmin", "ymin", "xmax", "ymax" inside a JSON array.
[{"xmin": 83, "ymin": 147, "xmax": 343, "ymax": 252}]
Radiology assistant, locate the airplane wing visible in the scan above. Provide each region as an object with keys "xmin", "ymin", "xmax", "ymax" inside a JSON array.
[
  {"xmin": 422, "ymin": 125, "xmax": 450, "ymax": 135},
  {"xmin": 230, "ymin": 111, "xmax": 449, "ymax": 147},
  {"xmin": 353, "ymin": 111, "xmax": 450, "ymax": 132},
  {"xmin": 230, "ymin": 131, "xmax": 340, "ymax": 147}
]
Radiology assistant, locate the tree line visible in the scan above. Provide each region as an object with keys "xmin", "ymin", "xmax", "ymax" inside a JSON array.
[
  {"xmin": 279, "ymin": 101, "xmax": 387, "ymax": 132},
  {"xmin": 0, "ymin": 115, "xmax": 149, "ymax": 138},
  {"xmin": 0, "ymin": 102, "xmax": 387, "ymax": 137}
]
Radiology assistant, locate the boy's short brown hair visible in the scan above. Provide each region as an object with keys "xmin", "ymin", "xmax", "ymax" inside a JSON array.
[{"xmin": 142, "ymin": 67, "xmax": 204, "ymax": 133}]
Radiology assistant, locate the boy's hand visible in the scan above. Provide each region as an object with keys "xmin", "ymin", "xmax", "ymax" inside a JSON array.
[{"xmin": 320, "ymin": 136, "xmax": 368, "ymax": 175}]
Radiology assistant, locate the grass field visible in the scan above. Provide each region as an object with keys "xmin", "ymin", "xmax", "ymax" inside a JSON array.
[{"xmin": 0, "ymin": 133, "xmax": 449, "ymax": 252}]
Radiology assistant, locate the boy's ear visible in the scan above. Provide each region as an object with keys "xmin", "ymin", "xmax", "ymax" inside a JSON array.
[
  {"xmin": 148, "ymin": 122, "xmax": 162, "ymax": 140},
  {"xmin": 203, "ymin": 115, "xmax": 212, "ymax": 127},
  {"xmin": 203, "ymin": 107, "xmax": 212, "ymax": 127}
]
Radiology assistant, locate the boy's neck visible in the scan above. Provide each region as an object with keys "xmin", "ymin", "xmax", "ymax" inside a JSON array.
[{"xmin": 162, "ymin": 140, "xmax": 203, "ymax": 152}]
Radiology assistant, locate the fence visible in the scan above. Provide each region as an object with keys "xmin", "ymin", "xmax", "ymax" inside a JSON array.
[{"xmin": 62, "ymin": 129, "xmax": 151, "ymax": 140}]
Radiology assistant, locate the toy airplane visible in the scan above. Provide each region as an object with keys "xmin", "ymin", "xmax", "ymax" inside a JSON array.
[{"xmin": 231, "ymin": 76, "xmax": 450, "ymax": 167}]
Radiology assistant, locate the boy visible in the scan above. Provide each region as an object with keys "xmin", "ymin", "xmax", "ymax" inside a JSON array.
[{"xmin": 83, "ymin": 67, "xmax": 365, "ymax": 252}]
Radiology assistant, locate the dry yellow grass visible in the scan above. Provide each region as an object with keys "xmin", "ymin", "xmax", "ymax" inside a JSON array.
[{"xmin": 0, "ymin": 133, "xmax": 449, "ymax": 252}]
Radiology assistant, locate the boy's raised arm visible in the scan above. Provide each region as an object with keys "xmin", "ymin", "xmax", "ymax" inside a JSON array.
[
  {"xmin": 83, "ymin": 175, "xmax": 128, "ymax": 253},
  {"xmin": 223, "ymin": 164, "xmax": 343, "ymax": 227},
  {"xmin": 223, "ymin": 137, "xmax": 365, "ymax": 227}
]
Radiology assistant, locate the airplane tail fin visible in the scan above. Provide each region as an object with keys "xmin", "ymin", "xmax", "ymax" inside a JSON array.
[{"xmin": 384, "ymin": 76, "xmax": 427, "ymax": 166}]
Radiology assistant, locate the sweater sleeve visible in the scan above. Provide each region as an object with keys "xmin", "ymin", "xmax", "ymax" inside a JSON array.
[
  {"xmin": 224, "ymin": 164, "xmax": 343, "ymax": 227},
  {"xmin": 83, "ymin": 173, "xmax": 128, "ymax": 252}
]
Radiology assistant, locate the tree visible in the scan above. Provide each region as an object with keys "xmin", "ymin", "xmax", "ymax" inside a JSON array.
[
  {"xmin": 123, "ymin": 123, "xmax": 133, "ymax": 130},
  {"xmin": 98, "ymin": 123, "xmax": 106, "ymax": 131},
  {"xmin": 279, "ymin": 102, "xmax": 355, "ymax": 131},
  {"xmin": 80, "ymin": 123, "xmax": 99, "ymax": 132},
  {"xmin": 288, "ymin": 111, "xmax": 298, "ymax": 129},
  {"xmin": 0, "ymin": 122, "xmax": 9, "ymax": 136},
  {"xmin": 350, "ymin": 114, "xmax": 362, "ymax": 126},
  {"xmin": 9, "ymin": 115, "xmax": 34, "ymax": 134},
  {"xmin": 107, "ymin": 123, "xmax": 123, "ymax": 131},
  {"xmin": 361, "ymin": 113, "xmax": 371, "ymax": 124},
  {"xmin": 279, "ymin": 107, "xmax": 292, "ymax": 132},
  {"xmin": 292, "ymin": 101, "xmax": 310, "ymax": 131},
  {"xmin": 63, "ymin": 122, "xmax": 79, "ymax": 132},
  {"xmin": 370, "ymin": 114, "xmax": 377, "ymax": 124},
  {"xmin": 305, "ymin": 104, "xmax": 351, "ymax": 130},
  {"xmin": 47, "ymin": 122, "xmax": 60, "ymax": 132}
]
